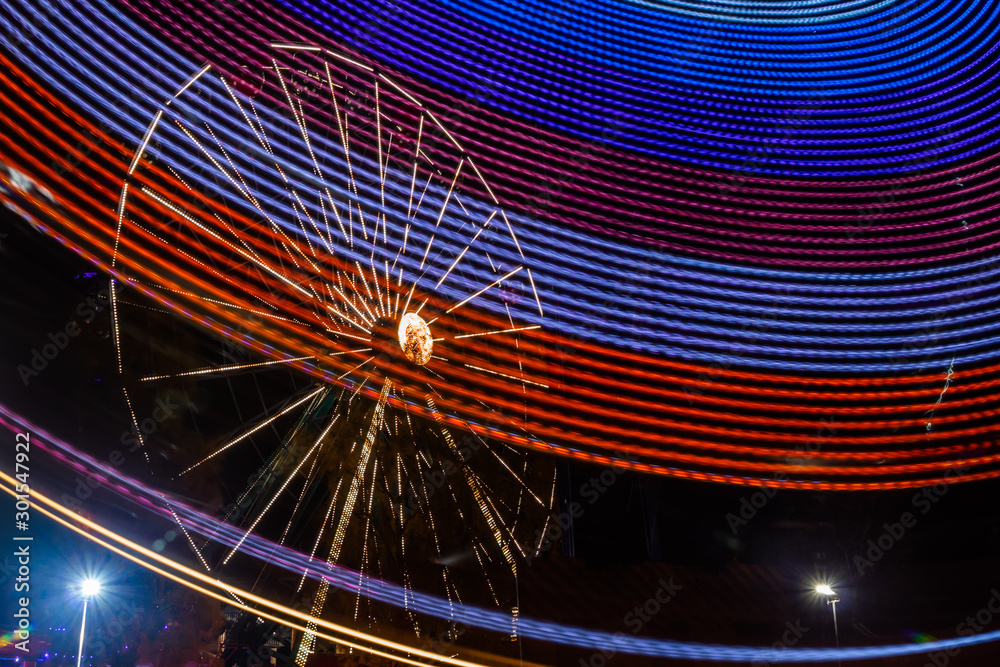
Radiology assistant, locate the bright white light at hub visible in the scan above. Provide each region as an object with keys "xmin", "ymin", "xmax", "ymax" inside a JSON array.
[{"xmin": 815, "ymin": 584, "xmax": 835, "ymax": 596}]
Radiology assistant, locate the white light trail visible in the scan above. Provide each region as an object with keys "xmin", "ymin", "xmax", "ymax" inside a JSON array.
[
  {"xmin": 171, "ymin": 64, "xmax": 212, "ymax": 101},
  {"xmin": 526, "ymin": 268, "xmax": 544, "ymax": 316},
  {"xmin": 142, "ymin": 187, "xmax": 313, "ymax": 299},
  {"xmin": 464, "ymin": 364, "xmax": 549, "ymax": 388},
  {"xmin": 433, "ymin": 159, "xmax": 463, "ymax": 229},
  {"xmin": 128, "ymin": 110, "xmax": 162, "ymax": 175},
  {"xmin": 140, "ymin": 356, "xmax": 314, "ymax": 382},
  {"xmin": 445, "ymin": 266, "xmax": 523, "ymax": 314},
  {"xmin": 223, "ymin": 416, "xmax": 336, "ymax": 564},
  {"xmin": 453, "ymin": 325, "xmax": 541, "ymax": 339},
  {"xmin": 179, "ymin": 388, "xmax": 323, "ymax": 476}
]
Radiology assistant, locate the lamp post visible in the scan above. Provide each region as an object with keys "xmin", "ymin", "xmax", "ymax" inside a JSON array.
[
  {"xmin": 76, "ymin": 579, "xmax": 101, "ymax": 667},
  {"xmin": 815, "ymin": 584, "xmax": 841, "ymax": 667}
]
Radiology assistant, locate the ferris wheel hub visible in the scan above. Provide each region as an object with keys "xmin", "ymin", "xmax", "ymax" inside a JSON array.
[{"xmin": 397, "ymin": 312, "xmax": 433, "ymax": 366}]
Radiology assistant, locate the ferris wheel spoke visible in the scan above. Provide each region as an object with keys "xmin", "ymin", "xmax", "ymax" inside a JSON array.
[
  {"xmin": 328, "ymin": 380, "xmax": 391, "ymax": 564},
  {"xmin": 375, "ymin": 81, "xmax": 387, "ymax": 214},
  {"xmin": 275, "ymin": 89, "xmax": 340, "ymax": 261},
  {"xmin": 273, "ymin": 62, "xmax": 328, "ymax": 189},
  {"xmin": 171, "ymin": 117, "xmax": 262, "ymax": 216},
  {"xmin": 426, "ymin": 397, "xmax": 516, "ymax": 572},
  {"xmin": 317, "ymin": 195, "xmax": 335, "ymax": 250},
  {"xmin": 324, "ymin": 190, "xmax": 353, "ymax": 248},
  {"xmin": 351, "ymin": 260, "xmax": 381, "ymax": 318},
  {"xmin": 325, "ymin": 289, "xmax": 374, "ymax": 331},
  {"xmin": 475, "ymin": 478, "xmax": 524, "ymax": 558},
  {"xmin": 433, "ymin": 210, "xmax": 495, "ymax": 290},
  {"xmin": 225, "ymin": 74, "xmax": 343, "ymax": 264},
  {"xmin": 163, "ymin": 498, "xmax": 213, "ymax": 572},
  {"xmin": 405, "ymin": 116, "xmax": 425, "ymax": 220},
  {"xmin": 204, "ymin": 121, "xmax": 264, "ymax": 216},
  {"xmin": 355, "ymin": 457, "xmax": 380, "ymax": 622},
  {"xmin": 112, "ymin": 183, "xmax": 130, "ymax": 268},
  {"xmin": 128, "ymin": 282, "xmax": 300, "ymax": 324},
  {"xmin": 205, "ymin": 208, "xmax": 276, "ymax": 277},
  {"xmin": 477, "ymin": 435, "xmax": 547, "ymax": 508},
  {"xmin": 290, "ymin": 194, "xmax": 321, "ymax": 261},
  {"xmin": 297, "ymin": 380, "xmax": 391, "ymax": 662},
  {"xmin": 116, "ymin": 215, "xmax": 234, "ymax": 294},
  {"xmin": 409, "ymin": 171, "xmax": 435, "ymax": 224},
  {"xmin": 142, "ymin": 186, "xmax": 315, "ymax": 300},
  {"xmin": 127, "ymin": 109, "xmax": 164, "ymax": 177},
  {"xmin": 222, "ymin": 412, "xmax": 335, "ymax": 565},
  {"xmin": 174, "ymin": 115, "xmax": 325, "ymax": 280},
  {"xmin": 221, "ymin": 77, "xmax": 273, "ymax": 160},
  {"xmin": 368, "ymin": 251, "xmax": 388, "ymax": 317},
  {"xmin": 139, "ymin": 355, "xmax": 314, "ymax": 382},
  {"xmin": 452, "ymin": 324, "xmax": 541, "ymax": 340},
  {"xmin": 503, "ymin": 303, "xmax": 530, "ymax": 404},
  {"xmin": 418, "ymin": 232, "xmax": 436, "ymax": 273},
  {"xmin": 298, "ymin": 471, "xmax": 346, "ymax": 593},
  {"xmin": 178, "ymin": 387, "xmax": 323, "ymax": 477},
  {"xmin": 121, "ymin": 386, "xmax": 151, "ymax": 466},
  {"xmin": 439, "ymin": 265, "xmax": 523, "ymax": 320},
  {"xmin": 325, "ymin": 67, "xmax": 365, "ymax": 242},
  {"xmin": 462, "ymin": 362, "xmax": 550, "ymax": 389},
  {"xmin": 432, "ymin": 158, "xmax": 464, "ymax": 230}
]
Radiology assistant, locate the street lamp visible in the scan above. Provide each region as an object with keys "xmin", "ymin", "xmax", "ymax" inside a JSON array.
[
  {"xmin": 76, "ymin": 579, "xmax": 101, "ymax": 667},
  {"xmin": 815, "ymin": 584, "xmax": 841, "ymax": 667}
]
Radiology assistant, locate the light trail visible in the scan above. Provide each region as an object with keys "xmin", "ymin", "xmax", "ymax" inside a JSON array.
[
  {"xmin": 178, "ymin": 389, "xmax": 324, "ymax": 476},
  {"xmin": 445, "ymin": 267, "xmax": 523, "ymax": 315},
  {"xmin": 0, "ymin": 470, "xmax": 493, "ymax": 667},
  {"xmin": 222, "ymin": 416, "xmax": 335, "ymax": 565},
  {"xmin": 453, "ymin": 325, "xmax": 541, "ymax": 339},
  {"xmin": 140, "ymin": 356, "xmax": 315, "ymax": 381},
  {"xmin": 11, "ymin": 27, "xmax": 1000, "ymax": 492},
  {"xmin": 297, "ymin": 380, "xmax": 391, "ymax": 665}
]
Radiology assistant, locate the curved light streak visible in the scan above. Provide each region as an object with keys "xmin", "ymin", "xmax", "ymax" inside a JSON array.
[{"xmin": 4, "ymin": 409, "xmax": 1000, "ymax": 661}]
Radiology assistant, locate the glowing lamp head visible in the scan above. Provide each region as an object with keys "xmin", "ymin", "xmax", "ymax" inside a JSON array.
[
  {"xmin": 80, "ymin": 579, "xmax": 101, "ymax": 598},
  {"xmin": 398, "ymin": 313, "xmax": 433, "ymax": 366},
  {"xmin": 815, "ymin": 584, "xmax": 835, "ymax": 596}
]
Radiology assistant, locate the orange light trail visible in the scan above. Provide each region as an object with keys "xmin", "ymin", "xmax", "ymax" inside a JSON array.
[{"xmin": 5, "ymin": 47, "xmax": 1000, "ymax": 490}]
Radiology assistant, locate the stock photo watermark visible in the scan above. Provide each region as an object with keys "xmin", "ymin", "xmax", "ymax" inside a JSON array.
[
  {"xmin": 853, "ymin": 464, "xmax": 971, "ymax": 576},
  {"xmin": 725, "ymin": 418, "xmax": 840, "ymax": 534},
  {"xmin": 578, "ymin": 576, "xmax": 683, "ymax": 666},
  {"xmin": 17, "ymin": 287, "xmax": 109, "ymax": 386},
  {"xmin": 10, "ymin": 430, "xmax": 32, "ymax": 653},
  {"xmin": 522, "ymin": 450, "xmax": 639, "ymax": 565},
  {"xmin": 751, "ymin": 620, "xmax": 811, "ymax": 667}
]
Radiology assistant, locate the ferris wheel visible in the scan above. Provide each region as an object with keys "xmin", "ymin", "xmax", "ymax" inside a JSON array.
[{"xmin": 111, "ymin": 43, "xmax": 557, "ymax": 661}]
